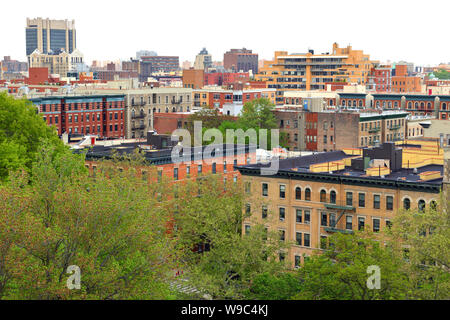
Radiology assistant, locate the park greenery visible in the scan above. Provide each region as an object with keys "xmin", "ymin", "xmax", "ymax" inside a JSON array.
[
  {"xmin": 430, "ymin": 69, "xmax": 450, "ymax": 80},
  {"xmin": 0, "ymin": 93, "xmax": 448, "ymax": 299}
]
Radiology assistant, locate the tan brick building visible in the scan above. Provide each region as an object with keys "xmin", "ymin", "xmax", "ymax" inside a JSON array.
[{"xmin": 237, "ymin": 142, "xmax": 443, "ymax": 267}]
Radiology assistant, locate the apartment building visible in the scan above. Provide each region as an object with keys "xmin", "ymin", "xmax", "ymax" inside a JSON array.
[
  {"xmin": 256, "ymin": 43, "xmax": 375, "ymax": 104},
  {"xmin": 29, "ymin": 94, "xmax": 126, "ymax": 138},
  {"xmin": 237, "ymin": 142, "xmax": 443, "ymax": 267},
  {"xmin": 193, "ymin": 88, "xmax": 276, "ymax": 108},
  {"xmin": 28, "ymin": 48, "xmax": 85, "ymax": 77},
  {"xmin": 275, "ymin": 109, "xmax": 408, "ymax": 151},
  {"xmin": 224, "ymin": 48, "xmax": 258, "ymax": 74}
]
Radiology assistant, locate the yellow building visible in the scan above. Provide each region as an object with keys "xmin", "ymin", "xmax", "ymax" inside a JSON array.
[
  {"xmin": 256, "ymin": 43, "xmax": 376, "ymax": 104},
  {"xmin": 237, "ymin": 141, "xmax": 443, "ymax": 268}
]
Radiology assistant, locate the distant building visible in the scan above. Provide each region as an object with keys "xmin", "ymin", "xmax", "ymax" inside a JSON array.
[
  {"xmin": 1, "ymin": 56, "xmax": 28, "ymax": 73},
  {"xmin": 27, "ymin": 48, "xmax": 85, "ymax": 77},
  {"xmin": 139, "ymin": 56, "xmax": 179, "ymax": 82},
  {"xmin": 193, "ymin": 48, "xmax": 212, "ymax": 70},
  {"xmin": 182, "ymin": 68, "xmax": 204, "ymax": 89},
  {"xmin": 26, "ymin": 17, "xmax": 76, "ymax": 55},
  {"xmin": 136, "ymin": 50, "xmax": 157, "ymax": 60},
  {"xmin": 224, "ymin": 48, "xmax": 258, "ymax": 74}
]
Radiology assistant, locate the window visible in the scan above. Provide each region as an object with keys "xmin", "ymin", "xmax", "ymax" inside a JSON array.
[
  {"xmin": 304, "ymin": 210, "xmax": 310, "ymax": 224},
  {"xmin": 245, "ymin": 203, "xmax": 251, "ymax": 215},
  {"xmin": 186, "ymin": 166, "xmax": 190, "ymax": 176},
  {"xmin": 403, "ymin": 198, "xmax": 411, "ymax": 210},
  {"xmin": 262, "ymin": 183, "xmax": 268, "ymax": 196},
  {"xmin": 346, "ymin": 192, "xmax": 353, "ymax": 206},
  {"xmin": 321, "ymin": 212, "xmax": 328, "ymax": 226},
  {"xmin": 296, "ymin": 232, "xmax": 302, "ymax": 246},
  {"xmin": 329, "ymin": 213, "xmax": 336, "ymax": 227},
  {"xmin": 198, "ymin": 164, "xmax": 202, "ymax": 174},
  {"xmin": 296, "ymin": 209, "xmax": 302, "ymax": 223},
  {"xmin": 245, "ymin": 181, "xmax": 251, "ymax": 194},
  {"xmin": 346, "ymin": 216, "xmax": 353, "ymax": 230},
  {"xmin": 358, "ymin": 217, "xmax": 365, "ymax": 231},
  {"xmin": 320, "ymin": 236, "xmax": 327, "ymax": 249},
  {"xmin": 386, "ymin": 196, "xmax": 393, "ymax": 210},
  {"xmin": 173, "ymin": 168, "xmax": 178, "ymax": 180},
  {"xmin": 279, "ymin": 230, "xmax": 285, "ymax": 241},
  {"xmin": 373, "ymin": 194, "xmax": 380, "ymax": 209},
  {"xmin": 418, "ymin": 199, "xmax": 425, "ymax": 212},
  {"xmin": 330, "ymin": 191, "xmax": 336, "ymax": 204},
  {"xmin": 359, "ymin": 193, "xmax": 365, "ymax": 207},
  {"xmin": 279, "ymin": 185, "xmax": 286, "ymax": 199},
  {"xmin": 295, "ymin": 256, "xmax": 301, "ymax": 268},
  {"xmin": 279, "ymin": 207, "xmax": 285, "ymax": 221},
  {"xmin": 262, "ymin": 205, "xmax": 268, "ymax": 219},
  {"xmin": 245, "ymin": 225, "xmax": 251, "ymax": 235},
  {"xmin": 320, "ymin": 190, "xmax": 327, "ymax": 202},
  {"xmin": 295, "ymin": 187, "xmax": 301, "ymax": 200},
  {"xmin": 304, "ymin": 233, "xmax": 310, "ymax": 247},
  {"xmin": 279, "ymin": 252, "xmax": 285, "ymax": 262},
  {"xmin": 386, "ymin": 220, "xmax": 392, "ymax": 229},
  {"xmin": 373, "ymin": 218, "xmax": 380, "ymax": 232}
]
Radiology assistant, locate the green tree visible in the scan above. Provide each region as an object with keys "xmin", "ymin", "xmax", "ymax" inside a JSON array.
[
  {"xmin": 173, "ymin": 176, "xmax": 288, "ymax": 299},
  {"xmin": 0, "ymin": 93, "xmax": 66, "ymax": 181},
  {"xmin": 389, "ymin": 195, "xmax": 450, "ymax": 299},
  {"xmin": 244, "ymin": 272, "xmax": 302, "ymax": 300},
  {"xmin": 237, "ymin": 98, "xmax": 277, "ymax": 130},
  {"xmin": 431, "ymin": 69, "xmax": 450, "ymax": 80},
  {"xmin": 0, "ymin": 144, "xmax": 177, "ymax": 299},
  {"xmin": 293, "ymin": 231, "xmax": 412, "ymax": 300}
]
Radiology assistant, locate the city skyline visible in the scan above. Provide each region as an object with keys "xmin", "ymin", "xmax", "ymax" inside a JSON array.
[{"xmin": 1, "ymin": 0, "xmax": 449, "ymax": 67}]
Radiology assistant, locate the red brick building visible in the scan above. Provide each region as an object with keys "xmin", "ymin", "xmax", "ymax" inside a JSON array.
[{"xmin": 29, "ymin": 94, "xmax": 126, "ymax": 138}]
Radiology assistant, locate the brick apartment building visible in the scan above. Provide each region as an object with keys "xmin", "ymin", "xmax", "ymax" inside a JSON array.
[
  {"xmin": 237, "ymin": 141, "xmax": 443, "ymax": 267},
  {"xmin": 29, "ymin": 94, "xmax": 126, "ymax": 138},
  {"xmin": 223, "ymin": 48, "xmax": 258, "ymax": 74}
]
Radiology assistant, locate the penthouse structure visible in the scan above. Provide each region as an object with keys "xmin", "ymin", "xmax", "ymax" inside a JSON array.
[{"xmin": 237, "ymin": 141, "xmax": 443, "ymax": 267}]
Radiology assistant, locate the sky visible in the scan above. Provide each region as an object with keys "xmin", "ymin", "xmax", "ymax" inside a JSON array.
[{"xmin": 1, "ymin": 0, "xmax": 449, "ymax": 66}]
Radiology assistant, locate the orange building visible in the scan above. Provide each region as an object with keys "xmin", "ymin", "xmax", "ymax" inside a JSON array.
[
  {"xmin": 182, "ymin": 68, "xmax": 204, "ymax": 89},
  {"xmin": 255, "ymin": 43, "xmax": 376, "ymax": 104}
]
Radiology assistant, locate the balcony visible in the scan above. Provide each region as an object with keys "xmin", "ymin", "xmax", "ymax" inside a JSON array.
[
  {"xmin": 324, "ymin": 201, "xmax": 355, "ymax": 211},
  {"xmin": 132, "ymin": 124, "xmax": 146, "ymax": 130},
  {"xmin": 131, "ymin": 112, "xmax": 146, "ymax": 119},
  {"xmin": 368, "ymin": 127, "xmax": 380, "ymax": 133},
  {"xmin": 324, "ymin": 227, "xmax": 354, "ymax": 234},
  {"xmin": 389, "ymin": 125, "xmax": 401, "ymax": 130}
]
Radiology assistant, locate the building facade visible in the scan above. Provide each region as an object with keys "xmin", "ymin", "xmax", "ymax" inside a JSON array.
[
  {"xmin": 224, "ymin": 48, "xmax": 258, "ymax": 74},
  {"xmin": 29, "ymin": 94, "xmax": 126, "ymax": 138},
  {"xmin": 237, "ymin": 142, "xmax": 443, "ymax": 267},
  {"xmin": 26, "ymin": 17, "xmax": 76, "ymax": 55}
]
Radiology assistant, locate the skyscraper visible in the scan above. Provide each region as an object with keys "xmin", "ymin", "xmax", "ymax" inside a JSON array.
[{"xmin": 26, "ymin": 17, "xmax": 76, "ymax": 55}]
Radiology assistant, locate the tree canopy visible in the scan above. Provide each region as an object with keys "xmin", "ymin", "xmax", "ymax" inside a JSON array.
[{"xmin": 0, "ymin": 92, "xmax": 66, "ymax": 181}]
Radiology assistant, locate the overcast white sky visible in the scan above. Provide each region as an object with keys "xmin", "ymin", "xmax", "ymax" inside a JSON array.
[{"xmin": 1, "ymin": 0, "xmax": 449, "ymax": 66}]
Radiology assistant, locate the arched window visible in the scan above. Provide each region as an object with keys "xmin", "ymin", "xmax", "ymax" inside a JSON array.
[
  {"xmin": 418, "ymin": 199, "xmax": 425, "ymax": 212},
  {"xmin": 427, "ymin": 102, "xmax": 431, "ymax": 109},
  {"xmin": 420, "ymin": 102, "xmax": 424, "ymax": 109},
  {"xmin": 353, "ymin": 100, "xmax": 357, "ymax": 107},
  {"xmin": 376, "ymin": 101, "xmax": 380, "ymax": 107},
  {"xmin": 359, "ymin": 100, "xmax": 363, "ymax": 107},
  {"xmin": 342, "ymin": 100, "xmax": 346, "ymax": 107},
  {"xmin": 131, "ymin": 109, "xmax": 135, "ymax": 117},
  {"xmin": 394, "ymin": 101, "xmax": 398, "ymax": 108},
  {"xmin": 414, "ymin": 102, "xmax": 419, "ymax": 109},
  {"xmin": 443, "ymin": 103, "xmax": 447, "ymax": 110},
  {"xmin": 172, "ymin": 107, "xmax": 176, "ymax": 112},
  {"xmin": 388, "ymin": 101, "xmax": 392, "ymax": 108},
  {"xmin": 295, "ymin": 187, "xmax": 301, "ymax": 200},
  {"xmin": 430, "ymin": 200, "xmax": 437, "ymax": 211},
  {"xmin": 408, "ymin": 102, "xmax": 412, "ymax": 109},
  {"xmin": 305, "ymin": 188, "xmax": 311, "ymax": 201},
  {"xmin": 403, "ymin": 198, "xmax": 411, "ymax": 210},
  {"xmin": 320, "ymin": 190, "xmax": 327, "ymax": 202},
  {"xmin": 153, "ymin": 108, "xmax": 156, "ymax": 114},
  {"xmin": 330, "ymin": 191, "xmax": 336, "ymax": 204},
  {"xmin": 165, "ymin": 107, "xmax": 169, "ymax": 113}
]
